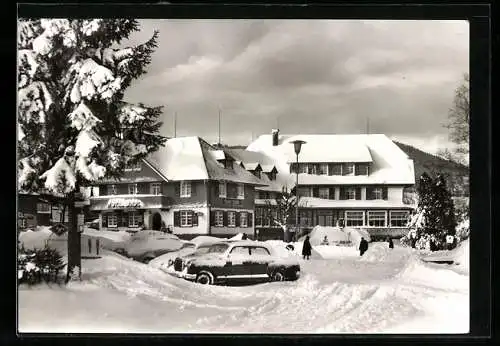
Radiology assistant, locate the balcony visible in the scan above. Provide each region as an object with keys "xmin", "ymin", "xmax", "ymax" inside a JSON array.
[{"xmin": 89, "ymin": 194, "xmax": 173, "ymax": 211}]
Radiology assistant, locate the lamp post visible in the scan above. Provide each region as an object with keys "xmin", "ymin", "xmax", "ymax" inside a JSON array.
[{"xmin": 291, "ymin": 140, "xmax": 306, "ymax": 243}]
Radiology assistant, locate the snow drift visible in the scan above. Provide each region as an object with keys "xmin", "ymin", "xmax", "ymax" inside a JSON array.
[{"xmin": 300, "ymin": 226, "xmax": 371, "ymax": 246}]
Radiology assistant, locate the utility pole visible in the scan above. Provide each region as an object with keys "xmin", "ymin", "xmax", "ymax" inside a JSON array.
[{"xmin": 218, "ymin": 108, "xmax": 221, "ymax": 146}]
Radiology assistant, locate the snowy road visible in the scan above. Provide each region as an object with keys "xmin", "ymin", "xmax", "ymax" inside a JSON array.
[{"xmin": 18, "ymin": 244, "xmax": 469, "ymax": 333}]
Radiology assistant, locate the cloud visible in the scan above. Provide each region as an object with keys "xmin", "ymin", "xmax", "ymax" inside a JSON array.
[{"xmin": 123, "ymin": 19, "xmax": 468, "ymax": 151}]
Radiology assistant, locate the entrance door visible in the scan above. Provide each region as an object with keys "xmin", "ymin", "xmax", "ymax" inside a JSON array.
[{"xmin": 152, "ymin": 212, "xmax": 162, "ymax": 231}]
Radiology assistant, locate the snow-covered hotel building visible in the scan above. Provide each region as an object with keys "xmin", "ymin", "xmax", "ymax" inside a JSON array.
[
  {"xmin": 88, "ymin": 137, "xmax": 265, "ymax": 239},
  {"xmin": 242, "ymin": 130, "xmax": 417, "ymax": 239}
]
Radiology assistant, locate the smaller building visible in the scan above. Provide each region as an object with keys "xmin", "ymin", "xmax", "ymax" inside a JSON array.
[{"xmin": 89, "ymin": 137, "xmax": 266, "ymax": 239}]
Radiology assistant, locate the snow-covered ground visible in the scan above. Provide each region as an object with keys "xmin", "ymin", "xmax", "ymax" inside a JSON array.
[{"xmin": 18, "ymin": 241, "xmax": 469, "ymax": 334}]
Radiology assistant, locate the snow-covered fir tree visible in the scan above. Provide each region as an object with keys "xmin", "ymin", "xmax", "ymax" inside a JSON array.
[
  {"xmin": 405, "ymin": 172, "xmax": 457, "ymax": 250},
  {"xmin": 17, "ymin": 19, "xmax": 166, "ymax": 281}
]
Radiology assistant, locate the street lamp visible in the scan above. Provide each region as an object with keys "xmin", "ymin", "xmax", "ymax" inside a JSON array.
[{"xmin": 290, "ymin": 140, "xmax": 306, "ymax": 243}]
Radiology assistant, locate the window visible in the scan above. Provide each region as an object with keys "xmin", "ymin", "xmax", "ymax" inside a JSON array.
[
  {"xmin": 240, "ymin": 212, "xmax": 248, "ymax": 227},
  {"xmin": 215, "ymin": 211, "xmax": 224, "ymax": 227},
  {"xmin": 270, "ymin": 210, "xmax": 278, "ymax": 226},
  {"xmin": 300, "ymin": 210, "xmax": 312, "ymax": 226},
  {"xmin": 319, "ymin": 163, "xmax": 328, "ymax": 175},
  {"xmin": 19, "ymin": 217, "xmax": 27, "ymax": 228},
  {"xmin": 343, "ymin": 163, "xmax": 355, "ymax": 176},
  {"xmin": 108, "ymin": 214, "xmax": 118, "ymax": 227},
  {"xmin": 180, "ymin": 210, "xmax": 193, "ymax": 227},
  {"xmin": 251, "ymin": 247, "xmax": 271, "ymax": 256},
  {"xmin": 224, "ymin": 159, "xmax": 234, "ymax": 169},
  {"xmin": 319, "ymin": 187, "xmax": 329, "ymax": 199},
  {"xmin": 36, "ymin": 203, "xmax": 51, "ymax": 214},
  {"xmin": 255, "ymin": 208, "xmax": 262, "ymax": 226},
  {"xmin": 227, "ymin": 211, "xmax": 236, "ymax": 227},
  {"xmin": 237, "ymin": 184, "xmax": 245, "ymax": 199},
  {"xmin": 390, "ymin": 211, "xmax": 410, "ymax": 227},
  {"xmin": 372, "ymin": 187, "xmax": 383, "ymax": 200},
  {"xmin": 219, "ymin": 182, "xmax": 227, "ymax": 198},
  {"xmin": 299, "ymin": 163, "xmax": 308, "ymax": 174},
  {"xmin": 151, "ymin": 183, "xmax": 161, "ymax": 195},
  {"xmin": 129, "ymin": 212, "xmax": 141, "ymax": 227},
  {"xmin": 297, "ymin": 187, "xmax": 311, "ymax": 197},
  {"xmin": 208, "ymin": 243, "xmax": 229, "ymax": 254},
  {"xmin": 230, "ymin": 246, "xmax": 250, "ymax": 258},
  {"xmin": 355, "ymin": 163, "xmax": 369, "ymax": 176},
  {"xmin": 128, "ymin": 184, "xmax": 138, "ymax": 195},
  {"xmin": 108, "ymin": 185, "xmax": 117, "ymax": 195},
  {"xmin": 330, "ymin": 164, "xmax": 342, "ymax": 175},
  {"xmin": 346, "ymin": 187, "xmax": 356, "ymax": 200},
  {"xmin": 345, "ymin": 211, "xmax": 364, "ymax": 227},
  {"xmin": 367, "ymin": 211, "xmax": 386, "ymax": 227},
  {"xmin": 253, "ymin": 170, "xmax": 261, "ymax": 178},
  {"xmin": 263, "ymin": 209, "xmax": 271, "ymax": 227},
  {"xmin": 267, "ymin": 171, "xmax": 276, "ymax": 181},
  {"xmin": 309, "ymin": 164, "xmax": 317, "ymax": 175},
  {"xmin": 180, "ymin": 181, "xmax": 191, "ymax": 198}
]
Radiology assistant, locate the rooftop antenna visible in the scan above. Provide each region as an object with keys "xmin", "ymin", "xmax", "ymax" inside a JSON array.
[{"xmin": 174, "ymin": 112, "xmax": 177, "ymax": 138}]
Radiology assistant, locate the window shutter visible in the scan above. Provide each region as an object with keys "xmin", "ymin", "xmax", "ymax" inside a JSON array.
[
  {"xmin": 339, "ymin": 187, "xmax": 346, "ymax": 200},
  {"xmin": 248, "ymin": 212, "xmax": 253, "ymax": 227},
  {"xmin": 366, "ymin": 187, "xmax": 373, "ymax": 200},
  {"xmin": 313, "ymin": 187, "xmax": 319, "ymax": 197},
  {"xmin": 175, "ymin": 183, "xmax": 180, "ymax": 197},
  {"xmin": 235, "ymin": 212, "xmax": 240, "ymax": 227},
  {"xmin": 210, "ymin": 211, "xmax": 216, "ymax": 226},
  {"xmin": 223, "ymin": 211, "xmax": 228, "ymax": 226},
  {"xmin": 355, "ymin": 187, "xmax": 361, "ymax": 200},
  {"xmin": 329, "ymin": 188, "xmax": 335, "ymax": 199},
  {"xmin": 102, "ymin": 215, "xmax": 108, "ymax": 227},
  {"xmin": 383, "ymin": 187, "xmax": 388, "ymax": 200},
  {"xmin": 192, "ymin": 211, "xmax": 198, "ymax": 226},
  {"xmin": 328, "ymin": 164, "xmax": 334, "ymax": 176},
  {"xmin": 173, "ymin": 211, "xmax": 180, "ymax": 227}
]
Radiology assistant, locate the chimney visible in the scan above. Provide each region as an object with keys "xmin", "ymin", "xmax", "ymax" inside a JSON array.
[{"xmin": 272, "ymin": 129, "xmax": 279, "ymax": 146}]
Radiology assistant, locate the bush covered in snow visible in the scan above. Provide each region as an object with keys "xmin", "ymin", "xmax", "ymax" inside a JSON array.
[
  {"xmin": 455, "ymin": 218, "xmax": 470, "ymax": 242},
  {"xmin": 18, "ymin": 246, "xmax": 65, "ymax": 285}
]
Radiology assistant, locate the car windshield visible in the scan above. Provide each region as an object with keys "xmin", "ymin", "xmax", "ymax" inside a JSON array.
[
  {"xmin": 207, "ymin": 243, "xmax": 230, "ymax": 254},
  {"xmin": 194, "ymin": 245, "xmax": 211, "ymax": 255}
]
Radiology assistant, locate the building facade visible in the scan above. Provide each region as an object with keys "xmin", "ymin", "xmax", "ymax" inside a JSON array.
[
  {"xmin": 244, "ymin": 131, "xmax": 417, "ymax": 239},
  {"xmin": 89, "ymin": 137, "xmax": 264, "ymax": 239}
]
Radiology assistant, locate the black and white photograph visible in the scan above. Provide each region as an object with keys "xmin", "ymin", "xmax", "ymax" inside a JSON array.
[{"xmin": 17, "ymin": 15, "xmax": 473, "ymax": 334}]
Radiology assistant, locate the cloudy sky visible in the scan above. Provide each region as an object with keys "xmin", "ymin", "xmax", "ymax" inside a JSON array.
[{"xmin": 124, "ymin": 20, "xmax": 469, "ymax": 154}]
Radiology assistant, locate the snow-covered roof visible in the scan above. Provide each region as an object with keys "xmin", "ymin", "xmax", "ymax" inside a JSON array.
[
  {"xmin": 298, "ymin": 197, "xmax": 415, "ymax": 209},
  {"xmin": 246, "ymin": 134, "xmax": 415, "ymax": 186},
  {"xmin": 225, "ymin": 148, "xmax": 287, "ymax": 192},
  {"xmin": 146, "ymin": 137, "xmax": 266, "ymax": 185}
]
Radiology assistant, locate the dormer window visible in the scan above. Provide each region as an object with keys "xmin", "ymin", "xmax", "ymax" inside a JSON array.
[
  {"xmin": 319, "ymin": 163, "xmax": 328, "ymax": 175},
  {"xmin": 253, "ymin": 170, "xmax": 261, "ymax": 179},
  {"xmin": 266, "ymin": 171, "xmax": 276, "ymax": 181},
  {"xmin": 224, "ymin": 159, "xmax": 233, "ymax": 169}
]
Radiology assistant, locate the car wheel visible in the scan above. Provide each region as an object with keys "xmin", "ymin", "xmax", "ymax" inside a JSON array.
[
  {"xmin": 271, "ymin": 270, "xmax": 285, "ymax": 282},
  {"xmin": 196, "ymin": 272, "xmax": 214, "ymax": 285}
]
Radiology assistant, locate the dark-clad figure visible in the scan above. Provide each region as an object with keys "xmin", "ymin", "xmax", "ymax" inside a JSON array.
[
  {"xmin": 388, "ymin": 237, "xmax": 394, "ymax": 249},
  {"xmin": 241, "ymin": 233, "xmax": 248, "ymax": 240},
  {"xmin": 359, "ymin": 237, "xmax": 369, "ymax": 256},
  {"xmin": 302, "ymin": 235, "xmax": 312, "ymax": 260}
]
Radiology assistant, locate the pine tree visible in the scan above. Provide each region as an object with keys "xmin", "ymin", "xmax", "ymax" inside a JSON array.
[{"xmin": 17, "ymin": 19, "xmax": 166, "ymax": 282}]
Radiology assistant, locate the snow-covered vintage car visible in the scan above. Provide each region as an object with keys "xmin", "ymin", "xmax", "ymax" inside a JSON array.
[{"xmin": 170, "ymin": 240, "xmax": 301, "ymax": 285}]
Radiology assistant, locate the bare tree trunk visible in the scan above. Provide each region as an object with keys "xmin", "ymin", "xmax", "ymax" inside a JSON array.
[{"xmin": 66, "ymin": 189, "xmax": 81, "ymax": 283}]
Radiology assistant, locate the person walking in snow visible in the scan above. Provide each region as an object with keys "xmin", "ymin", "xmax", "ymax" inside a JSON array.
[
  {"xmin": 388, "ymin": 237, "xmax": 394, "ymax": 249},
  {"xmin": 242, "ymin": 233, "xmax": 248, "ymax": 240},
  {"xmin": 302, "ymin": 235, "xmax": 312, "ymax": 260},
  {"xmin": 359, "ymin": 237, "xmax": 369, "ymax": 256}
]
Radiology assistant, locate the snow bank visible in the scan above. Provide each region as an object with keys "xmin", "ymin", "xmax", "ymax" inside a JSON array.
[
  {"xmin": 359, "ymin": 242, "xmax": 392, "ymax": 262},
  {"xmin": 19, "ymin": 226, "xmax": 53, "ymax": 250},
  {"xmin": 83, "ymin": 228, "xmax": 131, "ymax": 251},
  {"xmin": 190, "ymin": 236, "xmax": 225, "ymax": 246},
  {"xmin": 125, "ymin": 234, "xmax": 184, "ymax": 257},
  {"xmin": 265, "ymin": 240, "xmax": 299, "ymax": 259},
  {"xmin": 453, "ymin": 239, "xmax": 469, "ymax": 274},
  {"xmin": 229, "ymin": 233, "xmax": 250, "ymax": 241},
  {"xmin": 314, "ymin": 245, "xmax": 359, "ymax": 259}
]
